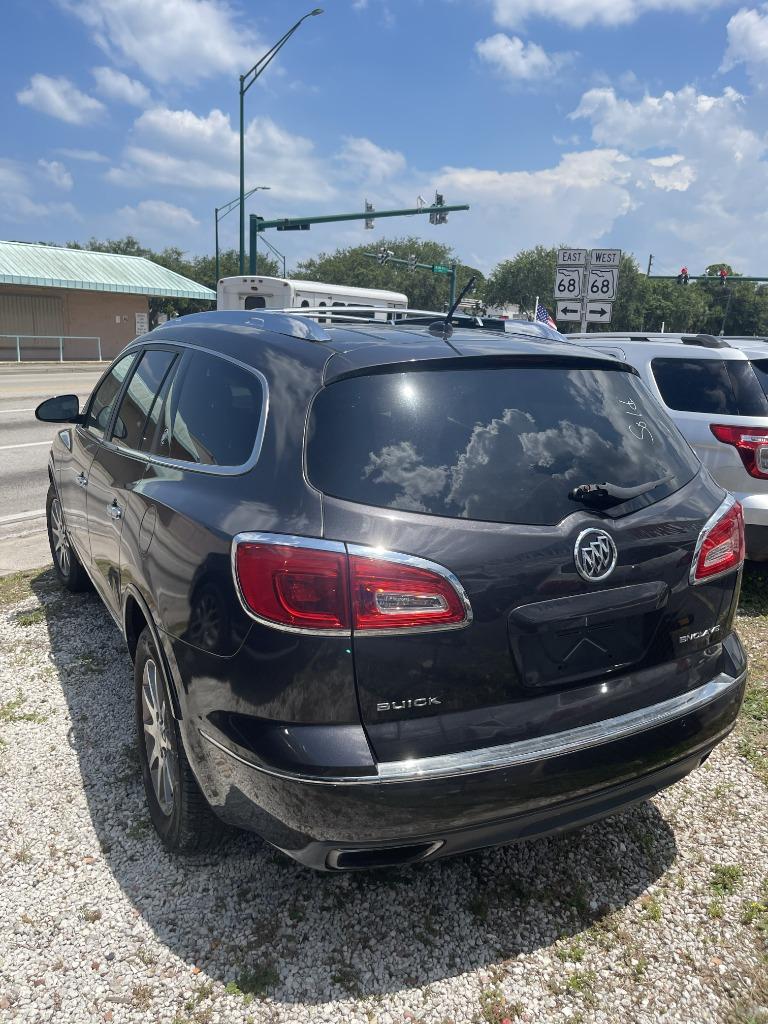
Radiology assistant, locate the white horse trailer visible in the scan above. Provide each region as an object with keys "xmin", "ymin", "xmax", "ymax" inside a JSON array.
[{"xmin": 216, "ymin": 276, "xmax": 407, "ymax": 320}]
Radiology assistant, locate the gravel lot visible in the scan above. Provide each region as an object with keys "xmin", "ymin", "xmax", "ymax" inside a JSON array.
[{"xmin": 1, "ymin": 565, "xmax": 767, "ymax": 1024}]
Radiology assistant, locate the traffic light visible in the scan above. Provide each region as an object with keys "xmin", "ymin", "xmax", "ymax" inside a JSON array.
[
  {"xmin": 429, "ymin": 192, "xmax": 448, "ymax": 225},
  {"xmin": 376, "ymin": 247, "xmax": 394, "ymax": 266},
  {"xmin": 364, "ymin": 200, "xmax": 374, "ymax": 230},
  {"xmin": 407, "ymin": 253, "xmax": 417, "ymax": 271}
]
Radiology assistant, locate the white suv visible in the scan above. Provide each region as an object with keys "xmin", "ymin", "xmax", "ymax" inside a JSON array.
[{"xmin": 568, "ymin": 332, "xmax": 768, "ymax": 560}]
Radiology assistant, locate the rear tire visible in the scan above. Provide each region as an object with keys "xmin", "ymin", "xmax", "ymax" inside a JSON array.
[
  {"xmin": 46, "ymin": 484, "xmax": 90, "ymax": 592},
  {"xmin": 134, "ymin": 626, "xmax": 226, "ymax": 853}
]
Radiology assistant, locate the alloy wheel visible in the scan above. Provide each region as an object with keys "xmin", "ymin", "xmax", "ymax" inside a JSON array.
[
  {"xmin": 141, "ymin": 657, "xmax": 175, "ymax": 816},
  {"xmin": 50, "ymin": 498, "xmax": 71, "ymax": 577}
]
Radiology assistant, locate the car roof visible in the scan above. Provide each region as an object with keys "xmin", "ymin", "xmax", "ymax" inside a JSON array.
[{"xmin": 146, "ymin": 310, "xmax": 636, "ymax": 382}]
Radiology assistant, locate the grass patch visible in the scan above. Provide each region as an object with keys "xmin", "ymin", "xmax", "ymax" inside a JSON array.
[
  {"xmin": 16, "ymin": 607, "xmax": 46, "ymax": 627},
  {"xmin": 478, "ymin": 985, "xmax": 523, "ymax": 1023},
  {"xmin": 226, "ymin": 964, "xmax": 278, "ymax": 1000},
  {"xmin": 0, "ymin": 693, "xmax": 46, "ymax": 725},
  {"xmin": 641, "ymin": 896, "xmax": 662, "ymax": 921},
  {"xmin": 556, "ymin": 940, "xmax": 586, "ymax": 963},
  {"xmin": 711, "ymin": 864, "xmax": 744, "ymax": 897}
]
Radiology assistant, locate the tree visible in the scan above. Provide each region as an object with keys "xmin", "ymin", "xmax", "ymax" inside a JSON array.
[{"xmin": 291, "ymin": 237, "xmax": 485, "ymax": 310}]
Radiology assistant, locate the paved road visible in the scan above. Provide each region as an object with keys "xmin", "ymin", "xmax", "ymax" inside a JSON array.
[{"xmin": 0, "ymin": 363, "xmax": 102, "ymax": 571}]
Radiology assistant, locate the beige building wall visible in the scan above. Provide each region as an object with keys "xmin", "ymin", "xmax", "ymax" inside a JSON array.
[{"xmin": 0, "ymin": 284, "xmax": 149, "ymax": 360}]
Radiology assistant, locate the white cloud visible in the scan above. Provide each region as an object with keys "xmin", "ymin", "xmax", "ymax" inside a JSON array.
[
  {"xmin": 0, "ymin": 159, "xmax": 80, "ymax": 223},
  {"xmin": 571, "ymin": 85, "xmax": 758, "ymax": 160},
  {"xmin": 338, "ymin": 137, "xmax": 406, "ymax": 181},
  {"xmin": 476, "ymin": 33, "xmax": 572, "ymax": 80},
  {"xmin": 489, "ymin": 0, "xmax": 727, "ymax": 28},
  {"xmin": 722, "ymin": 5, "xmax": 768, "ymax": 82},
  {"xmin": 117, "ymin": 199, "xmax": 199, "ymax": 229},
  {"xmin": 38, "ymin": 159, "xmax": 74, "ymax": 190},
  {"xmin": 61, "ymin": 0, "xmax": 264, "ymax": 85},
  {"xmin": 57, "ymin": 148, "xmax": 109, "ymax": 163},
  {"xmin": 92, "ymin": 65, "xmax": 150, "ymax": 105},
  {"xmin": 17, "ymin": 74, "xmax": 105, "ymax": 124},
  {"xmin": 107, "ymin": 106, "xmax": 335, "ymax": 202}
]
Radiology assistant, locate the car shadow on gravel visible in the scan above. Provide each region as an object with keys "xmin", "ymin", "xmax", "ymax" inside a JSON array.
[{"xmin": 31, "ymin": 568, "xmax": 679, "ymax": 1007}]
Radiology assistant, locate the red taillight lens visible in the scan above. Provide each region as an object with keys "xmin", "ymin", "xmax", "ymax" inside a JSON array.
[
  {"xmin": 710, "ymin": 424, "xmax": 768, "ymax": 478},
  {"xmin": 233, "ymin": 536, "xmax": 471, "ymax": 634},
  {"xmin": 235, "ymin": 541, "xmax": 350, "ymax": 631},
  {"xmin": 691, "ymin": 499, "xmax": 745, "ymax": 584},
  {"xmin": 349, "ymin": 552, "xmax": 468, "ymax": 631}
]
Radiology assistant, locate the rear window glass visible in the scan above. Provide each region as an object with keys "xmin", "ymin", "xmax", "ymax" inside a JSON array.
[
  {"xmin": 652, "ymin": 358, "xmax": 768, "ymax": 416},
  {"xmin": 167, "ymin": 351, "xmax": 263, "ymax": 467},
  {"xmin": 307, "ymin": 365, "xmax": 699, "ymax": 526}
]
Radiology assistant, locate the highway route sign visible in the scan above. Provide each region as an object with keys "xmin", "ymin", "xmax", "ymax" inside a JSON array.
[
  {"xmin": 589, "ymin": 248, "xmax": 621, "ymax": 267},
  {"xmin": 554, "ymin": 267, "xmax": 583, "ymax": 300},
  {"xmin": 556, "ymin": 301, "xmax": 582, "ymax": 322},
  {"xmin": 585, "ymin": 301, "xmax": 613, "ymax": 323},
  {"xmin": 557, "ymin": 248, "xmax": 587, "ymax": 266},
  {"xmin": 586, "ymin": 267, "xmax": 618, "ymax": 301}
]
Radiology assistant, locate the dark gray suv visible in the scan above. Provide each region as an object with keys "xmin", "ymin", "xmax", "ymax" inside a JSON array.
[{"xmin": 35, "ymin": 310, "xmax": 747, "ymax": 869}]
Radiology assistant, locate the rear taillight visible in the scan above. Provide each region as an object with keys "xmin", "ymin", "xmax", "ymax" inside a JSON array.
[
  {"xmin": 233, "ymin": 534, "xmax": 471, "ymax": 635},
  {"xmin": 710, "ymin": 424, "xmax": 768, "ymax": 478},
  {"xmin": 690, "ymin": 497, "xmax": 745, "ymax": 584}
]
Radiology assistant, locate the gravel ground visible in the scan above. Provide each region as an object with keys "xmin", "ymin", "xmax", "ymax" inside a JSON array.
[{"xmin": 1, "ymin": 565, "xmax": 767, "ymax": 1024}]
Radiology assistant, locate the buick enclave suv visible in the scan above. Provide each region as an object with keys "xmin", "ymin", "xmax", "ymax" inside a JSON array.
[{"xmin": 36, "ymin": 310, "xmax": 747, "ymax": 869}]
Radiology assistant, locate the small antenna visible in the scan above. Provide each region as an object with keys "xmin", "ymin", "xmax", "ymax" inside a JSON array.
[{"xmin": 428, "ymin": 275, "xmax": 477, "ymax": 339}]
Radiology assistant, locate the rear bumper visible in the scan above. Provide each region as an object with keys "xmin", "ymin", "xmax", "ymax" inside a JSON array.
[{"xmin": 191, "ymin": 642, "xmax": 747, "ymax": 868}]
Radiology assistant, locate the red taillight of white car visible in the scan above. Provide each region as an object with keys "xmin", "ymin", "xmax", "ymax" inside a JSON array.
[
  {"xmin": 690, "ymin": 497, "xmax": 745, "ymax": 584},
  {"xmin": 233, "ymin": 534, "xmax": 471, "ymax": 634},
  {"xmin": 710, "ymin": 424, "xmax": 768, "ymax": 479}
]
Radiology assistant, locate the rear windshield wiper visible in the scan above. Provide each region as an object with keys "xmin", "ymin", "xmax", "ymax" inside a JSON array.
[{"xmin": 569, "ymin": 476, "xmax": 672, "ymax": 508}]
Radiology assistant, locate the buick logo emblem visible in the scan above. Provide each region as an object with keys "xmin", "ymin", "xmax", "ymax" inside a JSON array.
[{"xmin": 574, "ymin": 529, "xmax": 617, "ymax": 582}]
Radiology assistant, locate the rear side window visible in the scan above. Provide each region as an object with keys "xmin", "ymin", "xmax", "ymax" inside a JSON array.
[
  {"xmin": 111, "ymin": 349, "xmax": 176, "ymax": 452},
  {"xmin": 652, "ymin": 358, "xmax": 768, "ymax": 415},
  {"xmin": 84, "ymin": 353, "xmax": 135, "ymax": 438},
  {"xmin": 307, "ymin": 365, "xmax": 699, "ymax": 527},
  {"xmin": 166, "ymin": 351, "xmax": 263, "ymax": 467},
  {"xmin": 750, "ymin": 359, "xmax": 768, "ymax": 398}
]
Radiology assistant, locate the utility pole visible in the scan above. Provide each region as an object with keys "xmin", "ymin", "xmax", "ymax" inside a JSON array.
[{"xmin": 646, "ymin": 253, "xmax": 654, "ymax": 277}]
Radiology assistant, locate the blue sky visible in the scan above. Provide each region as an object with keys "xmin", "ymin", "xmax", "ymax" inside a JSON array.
[{"xmin": 3, "ymin": 0, "xmax": 768, "ymax": 276}]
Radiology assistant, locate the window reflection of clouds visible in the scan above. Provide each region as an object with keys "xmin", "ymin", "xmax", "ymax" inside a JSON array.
[
  {"xmin": 360, "ymin": 370, "xmax": 684, "ymax": 524},
  {"xmin": 363, "ymin": 441, "xmax": 448, "ymax": 513}
]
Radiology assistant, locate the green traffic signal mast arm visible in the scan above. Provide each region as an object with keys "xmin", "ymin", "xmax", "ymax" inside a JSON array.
[
  {"xmin": 649, "ymin": 275, "xmax": 768, "ymax": 282},
  {"xmin": 251, "ymin": 204, "xmax": 469, "ymax": 233}
]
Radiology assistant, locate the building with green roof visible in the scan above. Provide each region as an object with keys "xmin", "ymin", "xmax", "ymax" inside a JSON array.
[{"xmin": 0, "ymin": 240, "xmax": 215, "ymax": 361}]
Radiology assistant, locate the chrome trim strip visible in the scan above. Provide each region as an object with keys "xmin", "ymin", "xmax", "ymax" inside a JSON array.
[
  {"xmin": 199, "ymin": 669, "xmax": 745, "ymax": 786},
  {"xmin": 690, "ymin": 494, "xmax": 743, "ymax": 585},
  {"xmin": 230, "ymin": 531, "xmax": 351, "ymax": 637},
  {"xmin": 346, "ymin": 543, "xmax": 472, "ymax": 636}
]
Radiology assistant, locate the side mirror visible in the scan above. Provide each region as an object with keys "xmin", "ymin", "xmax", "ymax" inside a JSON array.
[{"xmin": 35, "ymin": 395, "xmax": 82, "ymax": 424}]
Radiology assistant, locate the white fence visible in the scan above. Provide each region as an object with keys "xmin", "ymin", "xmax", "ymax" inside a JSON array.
[{"xmin": 0, "ymin": 335, "xmax": 102, "ymax": 362}]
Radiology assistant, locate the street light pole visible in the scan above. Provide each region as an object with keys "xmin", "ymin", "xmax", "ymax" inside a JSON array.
[
  {"xmin": 216, "ymin": 186, "xmax": 270, "ymax": 283},
  {"xmin": 238, "ymin": 8, "xmax": 323, "ymax": 273}
]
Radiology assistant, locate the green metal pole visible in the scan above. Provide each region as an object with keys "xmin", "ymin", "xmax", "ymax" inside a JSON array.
[
  {"xmin": 449, "ymin": 261, "xmax": 457, "ymax": 308},
  {"xmin": 239, "ymin": 78, "xmax": 245, "ymax": 274},
  {"xmin": 215, "ymin": 208, "xmax": 220, "ymax": 284}
]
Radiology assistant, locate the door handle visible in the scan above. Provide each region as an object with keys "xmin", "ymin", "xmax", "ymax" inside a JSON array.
[
  {"xmin": 107, "ymin": 501, "xmax": 123, "ymax": 521},
  {"xmin": 75, "ymin": 472, "xmax": 88, "ymax": 488}
]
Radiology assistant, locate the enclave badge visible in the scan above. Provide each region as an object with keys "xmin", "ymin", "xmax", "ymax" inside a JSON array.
[{"xmin": 574, "ymin": 529, "xmax": 617, "ymax": 582}]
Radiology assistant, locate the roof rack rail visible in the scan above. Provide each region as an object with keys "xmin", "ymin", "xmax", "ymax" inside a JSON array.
[{"xmin": 278, "ymin": 305, "xmax": 528, "ymax": 332}]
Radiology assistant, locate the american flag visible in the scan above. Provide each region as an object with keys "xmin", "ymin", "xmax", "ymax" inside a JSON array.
[{"xmin": 535, "ymin": 303, "xmax": 557, "ymax": 329}]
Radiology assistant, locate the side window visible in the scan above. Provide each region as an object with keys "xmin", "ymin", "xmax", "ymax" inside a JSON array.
[
  {"xmin": 110, "ymin": 349, "xmax": 176, "ymax": 452},
  {"xmin": 84, "ymin": 353, "xmax": 136, "ymax": 439},
  {"xmin": 166, "ymin": 352, "xmax": 263, "ymax": 467}
]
